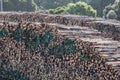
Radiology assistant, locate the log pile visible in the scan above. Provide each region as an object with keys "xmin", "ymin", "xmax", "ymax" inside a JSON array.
[
  {"xmin": 0, "ymin": 21, "xmax": 119, "ymax": 80},
  {"xmin": 0, "ymin": 12, "xmax": 119, "ymax": 41},
  {"xmin": 0, "ymin": 12, "xmax": 120, "ymax": 79}
]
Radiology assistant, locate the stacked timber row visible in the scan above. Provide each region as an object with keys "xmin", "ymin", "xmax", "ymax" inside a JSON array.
[
  {"xmin": 49, "ymin": 23, "xmax": 120, "ymax": 68},
  {"xmin": 0, "ymin": 12, "xmax": 119, "ymax": 41},
  {"xmin": 0, "ymin": 22, "xmax": 119, "ymax": 80},
  {"xmin": 0, "ymin": 12, "xmax": 120, "ymax": 80}
]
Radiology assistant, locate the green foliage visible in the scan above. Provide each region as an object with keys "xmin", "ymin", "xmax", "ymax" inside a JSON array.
[
  {"xmin": 49, "ymin": 6, "xmax": 68, "ymax": 14},
  {"xmin": 12, "ymin": 27, "xmax": 25, "ymax": 42},
  {"xmin": 24, "ymin": 30, "xmax": 34, "ymax": 50},
  {"xmin": 0, "ymin": 26, "xmax": 54, "ymax": 51},
  {"xmin": 41, "ymin": 32, "xmax": 53, "ymax": 47},
  {"xmin": 49, "ymin": 1, "xmax": 97, "ymax": 17},
  {"xmin": 80, "ymin": 54, "xmax": 88, "ymax": 61},
  {"xmin": 12, "ymin": 27, "xmax": 43, "ymax": 50},
  {"xmin": 13, "ymin": 28, "xmax": 76, "ymax": 55},
  {"xmin": 0, "ymin": 55, "xmax": 29, "ymax": 80},
  {"xmin": 0, "ymin": 26, "xmax": 77, "ymax": 56},
  {"xmin": 34, "ymin": 0, "xmax": 75, "ymax": 9},
  {"xmin": 87, "ymin": 0, "xmax": 114, "ymax": 17},
  {"xmin": 3, "ymin": 0, "xmax": 39, "ymax": 11},
  {"xmin": 42, "ymin": 0, "xmax": 114, "ymax": 17},
  {"xmin": 103, "ymin": 0, "xmax": 120, "ymax": 20},
  {"xmin": 0, "ymin": 26, "xmax": 53, "ymax": 51},
  {"xmin": 0, "ymin": 29, "xmax": 8, "ymax": 37},
  {"xmin": 32, "ymin": 35, "xmax": 42, "ymax": 49},
  {"xmin": 49, "ymin": 38, "xmax": 77, "ymax": 56},
  {"xmin": 106, "ymin": 10, "xmax": 117, "ymax": 19}
]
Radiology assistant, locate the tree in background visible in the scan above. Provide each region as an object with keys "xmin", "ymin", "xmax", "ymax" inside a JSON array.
[
  {"xmin": 3, "ymin": 0, "xmax": 39, "ymax": 11},
  {"xmin": 103, "ymin": 0, "xmax": 120, "ymax": 20},
  {"xmin": 34, "ymin": 0, "xmax": 115, "ymax": 17},
  {"xmin": 34, "ymin": 0, "xmax": 82, "ymax": 9},
  {"xmin": 2, "ymin": 0, "xmax": 119, "ymax": 20},
  {"xmin": 106, "ymin": 10, "xmax": 117, "ymax": 19},
  {"xmin": 87, "ymin": 0, "xmax": 114, "ymax": 17},
  {"xmin": 33, "ymin": 0, "xmax": 118, "ymax": 18},
  {"xmin": 49, "ymin": 1, "xmax": 97, "ymax": 17}
]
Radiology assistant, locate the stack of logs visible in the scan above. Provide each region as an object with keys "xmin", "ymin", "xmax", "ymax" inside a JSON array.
[{"xmin": 0, "ymin": 12, "xmax": 119, "ymax": 80}]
